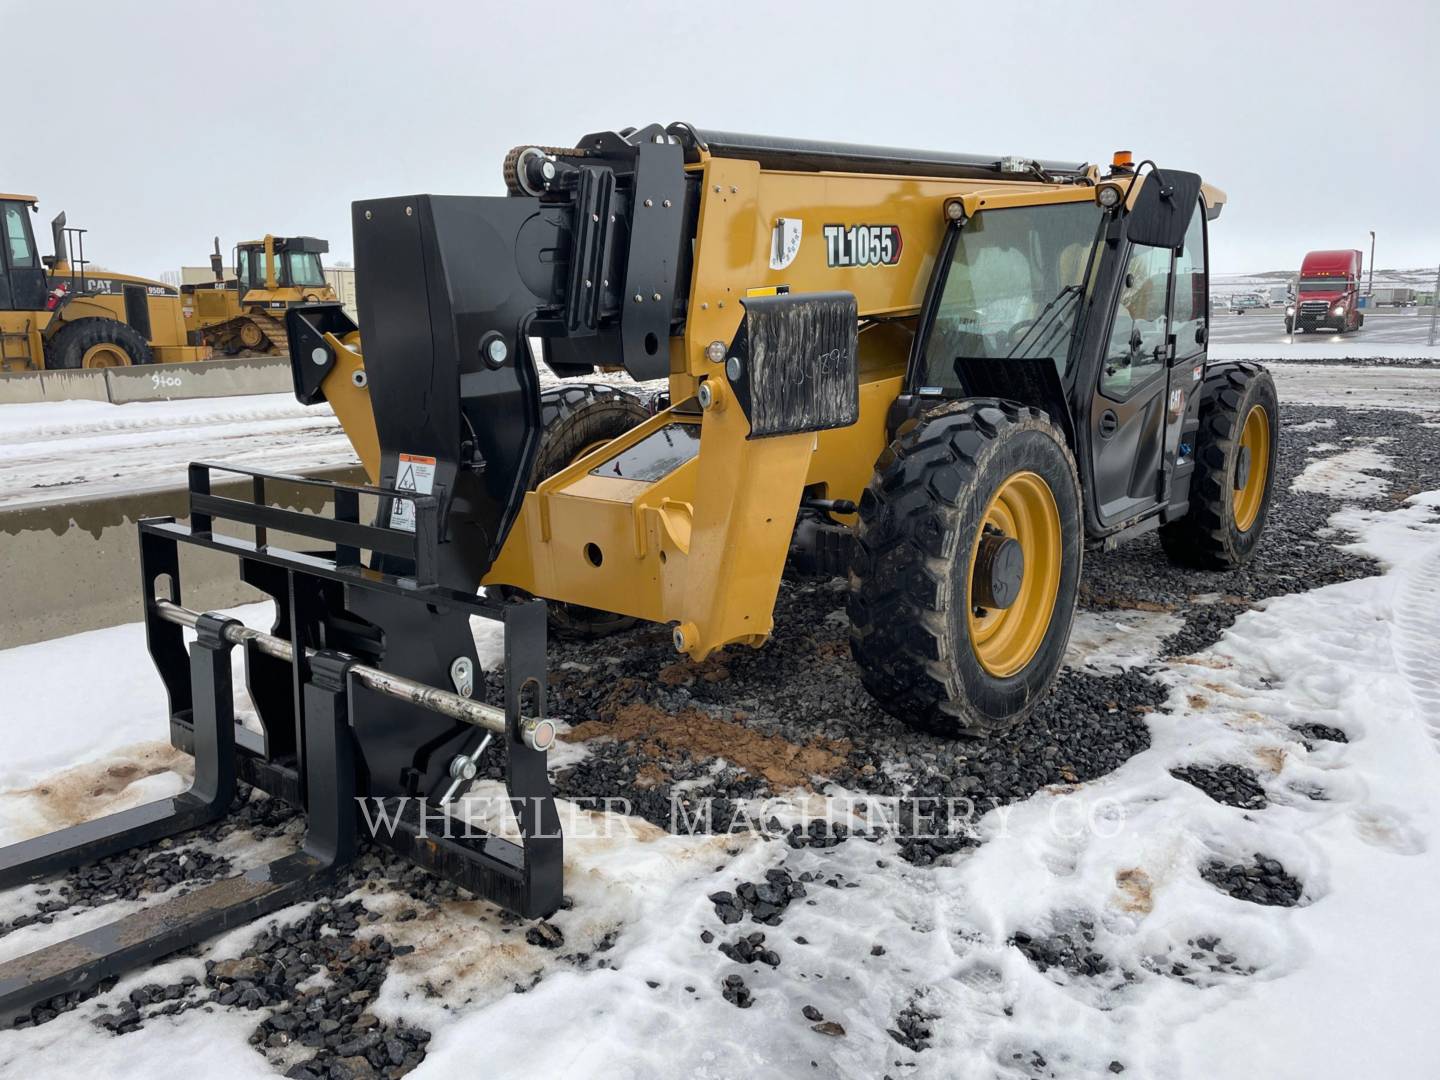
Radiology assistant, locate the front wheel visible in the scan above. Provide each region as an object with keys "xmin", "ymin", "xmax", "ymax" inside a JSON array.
[
  {"xmin": 848, "ymin": 400, "xmax": 1082, "ymax": 737},
  {"xmin": 1160, "ymin": 363, "xmax": 1278, "ymax": 569},
  {"xmin": 44, "ymin": 318, "xmax": 153, "ymax": 369}
]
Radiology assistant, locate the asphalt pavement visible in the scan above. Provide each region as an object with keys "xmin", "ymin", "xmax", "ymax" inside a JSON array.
[{"xmin": 1211, "ymin": 308, "xmax": 1437, "ymax": 346}]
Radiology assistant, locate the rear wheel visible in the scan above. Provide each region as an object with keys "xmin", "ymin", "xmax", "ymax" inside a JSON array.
[
  {"xmin": 848, "ymin": 399, "xmax": 1082, "ymax": 737},
  {"xmin": 506, "ymin": 383, "xmax": 649, "ymax": 638},
  {"xmin": 44, "ymin": 318, "xmax": 153, "ymax": 370},
  {"xmin": 1160, "ymin": 363, "xmax": 1278, "ymax": 569}
]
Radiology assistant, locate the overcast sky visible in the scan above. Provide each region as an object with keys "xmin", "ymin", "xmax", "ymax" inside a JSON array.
[{"xmin": 9, "ymin": 0, "xmax": 1436, "ymax": 279}]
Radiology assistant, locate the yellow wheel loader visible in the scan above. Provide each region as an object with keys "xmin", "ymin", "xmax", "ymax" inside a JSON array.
[
  {"xmin": 183, "ymin": 234, "xmax": 336, "ymax": 355},
  {"xmin": 0, "ymin": 126, "xmax": 1279, "ymax": 1022},
  {"xmin": 0, "ymin": 195, "xmax": 210, "ymax": 371}
]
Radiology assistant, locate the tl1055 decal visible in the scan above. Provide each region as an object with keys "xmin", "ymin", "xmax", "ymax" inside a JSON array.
[{"xmin": 823, "ymin": 224, "xmax": 902, "ymax": 268}]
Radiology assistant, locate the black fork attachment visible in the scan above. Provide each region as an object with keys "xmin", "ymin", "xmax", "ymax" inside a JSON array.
[{"xmin": 0, "ymin": 463, "xmax": 560, "ymax": 1028}]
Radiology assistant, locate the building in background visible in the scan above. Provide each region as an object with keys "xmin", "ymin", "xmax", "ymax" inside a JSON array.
[{"xmin": 175, "ymin": 264, "xmax": 357, "ymax": 320}]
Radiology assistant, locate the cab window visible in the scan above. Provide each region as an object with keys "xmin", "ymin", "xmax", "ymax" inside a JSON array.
[
  {"xmin": 4, "ymin": 204, "xmax": 37, "ymax": 269},
  {"xmin": 285, "ymin": 251, "xmax": 325, "ymax": 287},
  {"xmin": 919, "ymin": 200, "xmax": 1103, "ymax": 389},
  {"xmin": 1100, "ymin": 244, "xmax": 1171, "ymax": 398},
  {"xmin": 1171, "ymin": 203, "xmax": 1206, "ymax": 358},
  {"xmin": 237, "ymin": 248, "xmax": 251, "ymax": 287}
]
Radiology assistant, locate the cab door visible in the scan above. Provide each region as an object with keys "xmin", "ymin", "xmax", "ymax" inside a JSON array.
[
  {"xmin": 1087, "ymin": 241, "xmax": 1174, "ymax": 525},
  {"xmin": 1, "ymin": 201, "xmax": 47, "ymax": 312}
]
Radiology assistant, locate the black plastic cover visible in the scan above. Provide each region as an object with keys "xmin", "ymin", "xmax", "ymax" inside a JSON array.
[{"xmin": 727, "ymin": 292, "xmax": 859, "ymax": 439}]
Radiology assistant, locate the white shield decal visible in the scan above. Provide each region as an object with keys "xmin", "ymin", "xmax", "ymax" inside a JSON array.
[{"xmin": 769, "ymin": 217, "xmax": 802, "ymax": 270}]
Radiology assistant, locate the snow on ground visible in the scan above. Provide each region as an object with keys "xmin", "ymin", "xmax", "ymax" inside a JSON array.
[
  {"xmin": 3, "ymin": 482, "xmax": 1440, "ymax": 1077},
  {"xmin": 0, "ymin": 395, "xmax": 356, "ymax": 508},
  {"xmin": 1290, "ymin": 439, "xmax": 1395, "ymax": 500}
]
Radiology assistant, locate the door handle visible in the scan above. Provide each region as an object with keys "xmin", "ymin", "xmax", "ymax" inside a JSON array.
[{"xmin": 1099, "ymin": 410, "xmax": 1119, "ymax": 438}]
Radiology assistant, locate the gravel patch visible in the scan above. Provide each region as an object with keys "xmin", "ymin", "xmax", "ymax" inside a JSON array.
[
  {"xmin": 1200, "ymin": 854, "xmax": 1304, "ymax": 907},
  {"xmin": 1170, "ymin": 764, "xmax": 1269, "ymax": 810}
]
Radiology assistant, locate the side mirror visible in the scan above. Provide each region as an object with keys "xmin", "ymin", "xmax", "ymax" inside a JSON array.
[{"xmin": 1126, "ymin": 169, "xmax": 1203, "ymax": 250}]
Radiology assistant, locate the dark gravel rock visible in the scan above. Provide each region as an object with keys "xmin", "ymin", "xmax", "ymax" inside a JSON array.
[
  {"xmin": 1011, "ymin": 921, "xmax": 1113, "ymax": 979},
  {"xmin": 718, "ymin": 929, "xmax": 781, "ymax": 968},
  {"xmin": 886, "ymin": 995, "xmax": 936, "ymax": 1051},
  {"xmin": 525, "ymin": 921, "xmax": 564, "ymax": 949},
  {"xmin": 710, "ymin": 867, "xmax": 805, "ymax": 926},
  {"xmin": 1200, "ymin": 854, "xmax": 1304, "ymax": 907},
  {"xmin": 1291, "ymin": 722, "xmax": 1349, "ymax": 745},
  {"xmin": 721, "ymin": 973, "xmax": 753, "ymax": 1009},
  {"xmin": 1170, "ymin": 764, "xmax": 1269, "ymax": 809},
  {"xmin": 0, "ymin": 846, "xmax": 234, "ymax": 941}
]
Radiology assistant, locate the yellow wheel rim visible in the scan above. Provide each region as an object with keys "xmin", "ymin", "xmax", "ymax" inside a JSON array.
[
  {"xmin": 81, "ymin": 343, "xmax": 130, "ymax": 368},
  {"xmin": 967, "ymin": 471, "xmax": 1063, "ymax": 678},
  {"xmin": 238, "ymin": 321, "xmax": 265, "ymax": 349},
  {"xmin": 1233, "ymin": 405, "xmax": 1270, "ymax": 533}
]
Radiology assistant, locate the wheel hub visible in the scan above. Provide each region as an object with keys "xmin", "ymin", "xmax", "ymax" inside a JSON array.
[
  {"xmin": 972, "ymin": 533, "xmax": 1025, "ymax": 610},
  {"xmin": 1234, "ymin": 445, "xmax": 1252, "ymax": 491},
  {"xmin": 966, "ymin": 470, "xmax": 1063, "ymax": 678},
  {"xmin": 1232, "ymin": 405, "xmax": 1271, "ymax": 533}
]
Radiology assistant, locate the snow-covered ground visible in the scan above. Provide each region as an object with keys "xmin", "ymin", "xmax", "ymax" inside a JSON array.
[
  {"xmin": 2, "ymin": 462, "xmax": 1440, "ymax": 1076},
  {"xmin": 0, "ymin": 396, "xmax": 356, "ymax": 509}
]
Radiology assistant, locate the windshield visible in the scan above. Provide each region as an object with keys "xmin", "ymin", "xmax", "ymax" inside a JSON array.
[
  {"xmin": 285, "ymin": 251, "xmax": 325, "ymax": 287},
  {"xmin": 1298, "ymin": 277, "xmax": 1349, "ymax": 293},
  {"xmin": 919, "ymin": 200, "xmax": 1103, "ymax": 389}
]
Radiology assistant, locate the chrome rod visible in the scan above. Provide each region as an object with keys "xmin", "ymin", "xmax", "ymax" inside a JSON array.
[{"xmin": 153, "ymin": 599, "xmax": 555, "ymax": 752}]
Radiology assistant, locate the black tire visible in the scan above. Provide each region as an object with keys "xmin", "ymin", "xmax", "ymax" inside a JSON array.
[
  {"xmin": 509, "ymin": 383, "xmax": 649, "ymax": 638},
  {"xmin": 848, "ymin": 399, "xmax": 1082, "ymax": 737},
  {"xmin": 44, "ymin": 318, "xmax": 153, "ymax": 370},
  {"xmin": 1160, "ymin": 363, "xmax": 1278, "ymax": 570}
]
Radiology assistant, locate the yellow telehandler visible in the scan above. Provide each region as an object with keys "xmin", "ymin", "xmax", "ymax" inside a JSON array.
[{"xmin": 0, "ymin": 126, "xmax": 1277, "ymax": 1022}]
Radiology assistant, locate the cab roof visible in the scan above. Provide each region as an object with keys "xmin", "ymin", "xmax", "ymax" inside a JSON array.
[{"xmin": 0, "ymin": 193, "xmax": 38, "ymax": 204}]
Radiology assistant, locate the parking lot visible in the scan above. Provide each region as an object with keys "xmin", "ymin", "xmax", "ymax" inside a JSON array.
[{"xmin": 1211, "ymin": 307, "xmax": 1436, "ymax": 347}]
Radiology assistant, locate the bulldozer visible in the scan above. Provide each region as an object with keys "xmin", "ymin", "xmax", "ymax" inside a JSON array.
[
  {"xmin": 183, "ymin": 234, "xmax": 336, "ymax": 355},
  {"xmin": 0, "ymin": 125, "xmax": 1278, "ymax": 1024},
  {"xmin": 0, "ymin": 194, "xmax": 210, "ymax": 371}
]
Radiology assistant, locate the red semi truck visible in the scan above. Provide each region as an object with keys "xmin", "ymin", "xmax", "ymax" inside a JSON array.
[{"xmin": 1285, "ymin": 249, "xmax": 1364, "ymax": 334}]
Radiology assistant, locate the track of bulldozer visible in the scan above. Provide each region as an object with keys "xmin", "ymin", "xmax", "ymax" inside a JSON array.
[{"xmin": 247, "ymin": 311, "xmax": 289, "ymax": 355}]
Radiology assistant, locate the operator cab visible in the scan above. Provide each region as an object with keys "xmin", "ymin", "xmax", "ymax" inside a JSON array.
[
  {"xmin": 0, "ymin": 195, "xmax": 46, "ymax": 312},
  {"xmin": 909, "ymin": 164, "xmax": 1221, "ymax": 539},
  {"xmin": 235, "ymin": 236, "xmax": 329, "ymax": 297}
]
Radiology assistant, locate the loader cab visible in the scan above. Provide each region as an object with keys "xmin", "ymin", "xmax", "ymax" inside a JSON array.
[
  {"xmin": 910, "ymin": 171, "xmax": 1214, "ymax": 539},
  {"xmin": 235, "ymin": 236, "xmax": 329, "ymax": 301},
  {"xmin": 0, "ymin": 196, "xmax": 47, "ymax": 312}
]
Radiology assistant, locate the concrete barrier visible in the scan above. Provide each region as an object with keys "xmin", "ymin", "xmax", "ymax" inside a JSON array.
[
  {"xmin": 0, "ymin": 368, "xmax": 110, "ymax": 403},
  {"xmin": 105, "ymin": 355, "xmax": 292, "ymax": 404},
  {"xmin": 0, "ymin": 465, "xmax": 365, "ymax": 649},
  {"xmin": 0, "ymin": 355, "xmax": 291, "ymax": 406}
]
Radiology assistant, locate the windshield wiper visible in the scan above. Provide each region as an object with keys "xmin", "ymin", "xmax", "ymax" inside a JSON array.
[{"xmin": 1008, "ymin": 284, "xmax": 1083, "ymax": 359}]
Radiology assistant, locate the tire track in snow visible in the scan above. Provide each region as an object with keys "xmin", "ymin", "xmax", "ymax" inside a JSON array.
[{"xmin": 1393, "ymin": 546, "xmax": 1440, "ymax": 751}]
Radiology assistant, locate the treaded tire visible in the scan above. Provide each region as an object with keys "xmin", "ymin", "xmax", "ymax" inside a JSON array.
[
  {"xmin": 508, "ymin": 383, "xmax": 649, "ymax": 638},
  {"xmin": 848, "ymin": 399, "xmax": 1082, "ymax": 737},
  {"xmin": 44, "ymin": 318, "xmax": 153, "ymax": 369},
  {"xmin": 1160, "ymin": 362, "xmax": 1279, "ymax": 570}
]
